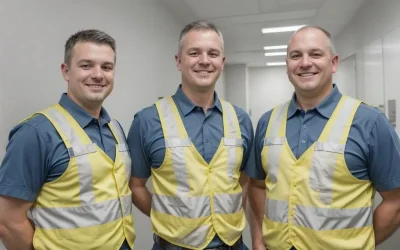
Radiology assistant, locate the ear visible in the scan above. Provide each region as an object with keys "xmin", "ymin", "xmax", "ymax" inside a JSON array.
[
  {"xmin": 285, "ymin": 57, "xmax": 289, "ymax": 74},
  {"xmin": 221, "ymin": 56, "xmax": 226, "ymax": 71},
  {"xmin": 331, "ymin": 54, "xmax": 339, "ymax": 73},
  {"xmin": 61, "ymin": 63, "xmax": 69, "ymax": 82},
  {"xmin": 175, "ymin": 54, "xmax": 182, "ymax": 71}
]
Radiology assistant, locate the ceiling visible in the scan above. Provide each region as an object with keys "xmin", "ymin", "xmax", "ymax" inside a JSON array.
[{"xmin": 160, "ymin": 0, "xmax": 366, "ymax": 67}]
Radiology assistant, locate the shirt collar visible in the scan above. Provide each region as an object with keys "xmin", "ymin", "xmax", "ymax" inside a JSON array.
[
  {"xmin": 173, "ymin": 85, "xmax": 222, "ymax": 116},
  {"xmin": 287, "ymin": 84, "xmax": 342, "ymax": 119},
  {"xmin": 58, "ymin": 93, "xmax": 111, "ymax": 128}
]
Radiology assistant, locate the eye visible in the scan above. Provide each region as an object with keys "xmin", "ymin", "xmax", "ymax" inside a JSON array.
[
  {"xmin": 209, "ymin": 52, "xmax": 219, "ymax": 57},
  {"xmin": 189, "ymin": 52, "xmax": 199, "ymax": 56},
  {"xmin": 311, "ymin": 53, "xmax": 322, "ymax": 58},
  {"xmin": 102, "ymin": 65, "xmax": 113, "ymax": 71},
  {"xmin": 290, "ymin": 54, "xmax": 300, "ymax": 59},
  {"xmin": 80, "ymin": 64, "xmax": 91, "ymax": 69}
]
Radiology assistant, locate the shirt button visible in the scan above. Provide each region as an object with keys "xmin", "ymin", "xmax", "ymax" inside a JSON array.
[
  {"xmin": 303, "ymin": 125, "xmax": 307, "ymax": 128},
  {"xmin": 301, "ymin": 140, "xmax": 305, "ymax": 144}
]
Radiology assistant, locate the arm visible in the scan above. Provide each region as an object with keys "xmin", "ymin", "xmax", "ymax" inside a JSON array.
[
  {"xmin": 366, "ymin": 112, "xmax": 400, "ymax": 245},
  {"xmin": 244, "ymin": 112, "xmax": 270, "ymax": 250},
  {"xmin": 126, "ymin": 113, "xmax": 154, "ymax": 217},
  {"xmin": 129, "ymin": 177, "xmax": 152, "ymax": 216},
  {"xmin": 374, "ymin": 188, "xmax": 400, "ymax": 245},
  {"xmin": 0, "ymin": 196, "xmax": 34, "ymax": 250},
  {"xmin": 239, "ymin": 171, "xmax": 249, "ymax": 211},
  {"xmin": 248, "ymin": 178, "xmax": 266, "ymax": 250},
  {"xmin": 0, "ymin": 119, "xmax": 50, "ymax": 249}
]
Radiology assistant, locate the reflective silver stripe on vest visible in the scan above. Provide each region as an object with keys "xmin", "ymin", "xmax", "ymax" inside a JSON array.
[
  {"xmin": 263, "ymin": 103, "xmax": 287, "ymax": 183},
  {"xmin": 109, "ymin": 119, "xmax": 132, "ymax": 181},
  {"xmin": 45, "ymin": 107, "xmax": 96, "ymax": 205},
  {"xmin": 265, "ymin": 198, "xmax": 288, "ymax": 223},
  {"xmin": 221, "ymin": 100, "xmax": 243, "ymax": 183},
  {"xmin": 32, "ymin": 194, "xmax": 133, "ymax": 229},
  {"xmin": 265, "ymin": 199, "xmax": 373, "ymax": 230},
  {"xmin": 181, "ymin": 224, "xmax": 210, "ymax": 248},
  {"xmin": 294, "ymin": 204, "xmax": 373, "ymax": 230},
  {"xmin": 309, "ymin": 97, "xmax": 358, "ymax": 205},
  {"xmin": 157, "ymin": 98, "xmax": 190, "ymax": 195},
  {"xmin": 214, "ymin": 193, "xmax": 242, "ymax": 214},
  {"xmin": 152, "ymin": 193, "xmax": 242, "ymax": 217},
  {"xmin": 152, "ymin": 194, "xmax": 211, "ymax": 218},
  {"xmin": 268, "ymin": 103, "xmax": 288, "ymax": 139}
]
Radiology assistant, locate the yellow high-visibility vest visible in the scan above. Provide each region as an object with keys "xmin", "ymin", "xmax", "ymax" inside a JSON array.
[
  {"xmin": 151, "ymin": 97, "xmax": 245, "ymax": 249},
  {"xmin": 262, "ymin": 96, "xmax": 375, "ymax": 250},
  {"xmin": 29, "ymin": 104, "xmax": 135, "ymax": 250}
]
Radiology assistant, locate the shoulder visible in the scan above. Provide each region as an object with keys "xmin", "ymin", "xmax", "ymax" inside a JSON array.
[
  {"xmin": 11, "ymin": 113, "xmax": 56, "ymax": 142},
  {"xmin": 256, "ymin": 103, "xmax": 285, "ymax": 131},
  {"xmin": 134, "ymin": 104, "xmax": 160, "ymax": 124},
  {"xmin": 353, "ymin": 102, "xmax": 386, "ymax": 131},
  {"xmin": 222, "ymin": 102, "xmax": 253, "ymax": 129},
  {"xmin": 231, "ymin": 104, "xmax": 250, "ymax": 121}
]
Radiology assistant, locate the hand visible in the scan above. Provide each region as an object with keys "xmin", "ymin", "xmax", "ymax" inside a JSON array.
[{"xmin": 252, "ymin": 243, "xmax": 267, "ymax": 250}]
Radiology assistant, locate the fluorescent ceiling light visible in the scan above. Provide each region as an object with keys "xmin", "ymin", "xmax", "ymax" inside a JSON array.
[
  {"xmin": 264, "ymin": 45, "xmax": 288, "ymax": 50},
  {"xmin": 262, "ymin": 25, "xmax": 306, "ymax": 34},
  {"xmin": 266, "ymin": 62, "xmax": 286, "ymax": 66},
  {"xmin": 264, "ymin": 52, "xmax": 287, "ymax": 56}
]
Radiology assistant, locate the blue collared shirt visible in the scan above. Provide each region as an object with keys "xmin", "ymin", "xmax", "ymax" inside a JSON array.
[
  {"xmin": 247, "ymin": 85, "xmax": 400, "ymax": 192},
  {"xmin": 0, "ymin": 93, "xmax": 130, "ymax": 250},
  {"xmin": 127, "ymin": 85, "xmax": 254, "ymax": 247}
]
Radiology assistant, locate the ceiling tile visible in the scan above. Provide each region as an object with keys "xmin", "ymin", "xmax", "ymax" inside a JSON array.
[
  {"xmin": 185, "ymin": 0, "xmax": 260, "ymax": 19},
  {"xmin": 260, "ymin": 0, "xmax": 326, "ymax": 13}
]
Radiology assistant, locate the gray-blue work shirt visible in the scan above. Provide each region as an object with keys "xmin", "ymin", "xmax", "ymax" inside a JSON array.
[
  {"xmin": 127, "ymin": 85, "xmax": 254, "ymax": 248},
  {"xmin": 247, "ymin": 85, "xmax": 400, "ymax": 193},
  {"xmin": 0, "ymin": 93, "xmax": 131, "ymax": 250}
]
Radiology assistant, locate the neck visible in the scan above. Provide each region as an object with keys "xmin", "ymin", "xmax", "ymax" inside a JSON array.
[
  {"xmin": 84, "ymin": 106, "xmax": 102, "ymax": 119},
  {"xmin": 67, "ymin": 94, "xmax": 102, "ymax": 119},
  {"xmin": 181, "ymin": 84, "xmax": 215, "ymax": 112},
  {"xmin": 295, "ymin": 84, "xmax": 333, "ymax": 111}
]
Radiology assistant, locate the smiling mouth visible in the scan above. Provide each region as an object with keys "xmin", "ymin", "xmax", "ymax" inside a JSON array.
[
  {"xmin": 298, "ymin": 73, "xmax": 317, "ymax": 77},
  {"xmin": 194, "ymin": 70, "xmax": 213, "ymax": 75},
  {"xmin": 85, "ymin": 84, "xmax": 105, "ymax": 88}
]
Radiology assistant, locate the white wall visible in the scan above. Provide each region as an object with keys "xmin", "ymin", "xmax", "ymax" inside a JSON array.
[
  {"xmin": 335, "ymin": 0, "xmax": 400, "ymax": 59},
  {"xmin": 362, "ymin": 38, "xmax": 385, "ymax": 109},
  {"xmin": 248, "ymin": 66, "xmax": 293, "ymax": 126},
  {"xmin": 333, "ymin": 54, "xmax": 357, "ymax": 98},
  {"xmin": 224, "ymin": 64, "xmax": 249, "ymax": 112},
  {"xmin": 383, "ymin": 25, "xmax": 400, "ymax": 133},
  {"xmin": 215, "ymin": 71, "xmax": 226, "ymax": 99},
  {"xmin": 0, "ymin": 1, "xmax": 182, "ymax": 249}
]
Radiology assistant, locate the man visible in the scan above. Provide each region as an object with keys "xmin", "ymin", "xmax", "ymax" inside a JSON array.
[
  {"xmin": 0, "ymin": 29, "xmax": 135, "ymax": 250},
  {"xmin": 247, "ymin": 25, "xmax": 400, "ymax": 250},
  {"xmin": 127, "ymin": 20, "xmax": 253, "ymax": 250}
]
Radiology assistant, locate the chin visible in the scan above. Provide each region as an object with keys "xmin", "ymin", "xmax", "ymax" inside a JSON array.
[
  {"xmin": 86, "ymin": 93, "xmax": 108, "ymax": 102},
  {"xmin": 293, "ymin": 81, "xmax": 319, "ymax": 91}
]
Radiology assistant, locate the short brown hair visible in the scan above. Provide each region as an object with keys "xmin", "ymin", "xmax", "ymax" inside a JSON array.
[
  {"xmin": 64, "ymin": 29, "xmax": 116, "ymax": 65},
  {"xmin": 178, "ymin": 20, "xmax": 224, "ymax": 55}
]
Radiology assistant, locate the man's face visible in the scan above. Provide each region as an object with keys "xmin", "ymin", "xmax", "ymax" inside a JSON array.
[
  {"xmin": 286, "ymin": 28, "xmax": 338, "ymax": 94},
  {"xmin": 61, "ymin": 41, "xmax": 115, "ymax": 109},
  {"xmin": 175, "ymin": 29, "xmax": 225, "ymax": 91}
]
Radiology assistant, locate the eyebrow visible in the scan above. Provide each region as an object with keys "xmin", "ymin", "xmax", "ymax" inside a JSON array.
[
  {"xmin": 77, "ymin": 59, "xmax": 114, "ymax": 65},
  {"xmin": 288, "ymin": 48, "xmax": 324, "ymax": 54},
  {"xmin": 187, "ymin": 47, "xmax": 221, "ymax": 53}
]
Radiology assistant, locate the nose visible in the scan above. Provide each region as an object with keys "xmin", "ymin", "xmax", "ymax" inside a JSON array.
[
  {"xmin": 198, "ymin": 52, "xmax": 210, "ymax": 66},
  {"xmin": 300, "ymin": 55, "xmax": 312, "ymax": 68},
  {"xmin": 91, "ymin": 65, "xmax": 104, "ymax": 81}
]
